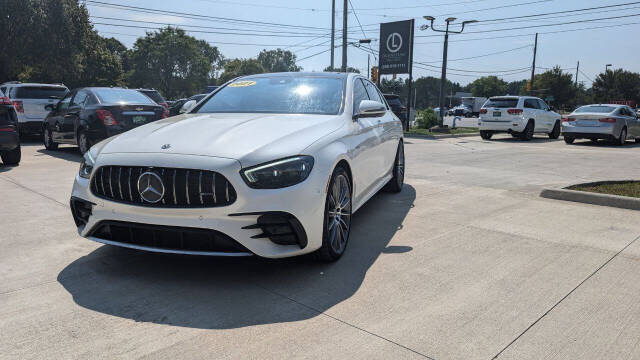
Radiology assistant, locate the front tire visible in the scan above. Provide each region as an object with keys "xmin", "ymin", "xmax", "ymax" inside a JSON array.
[
  {"xmin": 1, "ymin": 144, "xmax": 21, "ymax": 165},
  {"xmin": 616, "ymin": 127, "xmax": 627, "ymax": 146},
  {"xmin": 43, "ymin": 127, "xmax": 58, "ymax": 150},
  {"xmin": 77, "ymin": 129, "xmax": 91, "ymax": 154},
  {"xmin": 384, "ymin": 141, "xmax": 404, "ymax": 193},
  {"xmin": 548, "ymin": 121, "xmax": 560, "ymax": 139},
  {"xmin": 480, "ymin": 130, "xmax": 493, "ymax": 140},
  {"xmin": 316, "ymin": 166, "xmax": 352, "ymax": 262}
]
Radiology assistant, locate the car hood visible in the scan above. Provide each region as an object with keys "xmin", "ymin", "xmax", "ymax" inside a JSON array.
[{"xmin": 98, "ymin": 112, "xmax": 345, "ymax": 166}]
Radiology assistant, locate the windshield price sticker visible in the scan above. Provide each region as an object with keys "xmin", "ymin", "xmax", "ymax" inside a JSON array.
[{"xmin": 229, "ymin": 80, "xmax": 256, "ymax": 88}]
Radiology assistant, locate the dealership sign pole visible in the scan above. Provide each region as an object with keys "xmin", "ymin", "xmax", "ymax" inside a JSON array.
[{"xmin": 379, "ymin": 19, "xmax": 415, "ymax": 131}]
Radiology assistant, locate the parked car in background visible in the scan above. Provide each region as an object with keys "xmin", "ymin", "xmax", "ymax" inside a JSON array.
[
  {"xmin": 179, "ymin": 93, "xmax": 208, "ymax": 114},
  {"xmin": 452, "ymin": 104, "xmax": 472, "ymax": 117},
  {"xmin": 383, "ymin": 94, "xmax": 407, "ymax": 121},
  {"xmin": 136, "ymin": 89, "xmax": 169, "ymax": 112},
  {"xmin": 43, "ymin": 87, "xmax": 166, "ymax": 154},
  {"xmin": 478, "ymin": 96, "xmax": 562, "ymax": 141},
  {"xmin": 0, "ymin": 82, "xmax": 68, "ymax": 136},
  {"xmin": 460, "ymin": 97, "xmax": 487, "ymax": 117},
  {"xmin": 562, "ymin": 104, "xmax": 640, "ymax": 145},
  {"xmin": 169, "ymin": 98, "xmax": 188, "ymax": 116},
  {"xmin": 0, "ymin": 91, "xmax": 21, "ymax": 165},
  {"xmin": 70, "ymin": 72, "xmax": 404, "ymax": 261}
]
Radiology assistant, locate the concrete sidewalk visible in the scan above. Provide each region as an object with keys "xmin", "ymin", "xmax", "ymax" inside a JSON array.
[{"xmin": 1, "ymin": 135, "xmax": 640, "ymax": 359}]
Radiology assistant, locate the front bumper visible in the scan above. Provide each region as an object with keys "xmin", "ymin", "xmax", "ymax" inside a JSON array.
[{"xmin": 71, "ymin": 152, "xmax": 327, "ymax": 258}]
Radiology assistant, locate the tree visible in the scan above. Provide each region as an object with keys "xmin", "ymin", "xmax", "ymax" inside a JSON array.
[
  {"xmin": 257, "ymin": 49, "xmax": 301, "ymax": 73},
  {"xmin": 470, "ymin": 76, "xmax": 508, "ymax": 98},
  {"xmin": 323, "ymin": 66, "xmax": 360, "ymax": 73},
  {"xmin": 531, "ymin": 66, "xmax": 576, "ymax": 108},
  {"xmin": 592, "ymin": 69, "xmax": 640, "ymax": 105},
  {"xmin": 128, "ymin": 27, "xmax": 223, "ymax": 99},
  {"xmin": 506, "ymin": 79, "xmax": 527, "ymax": 96},
  {"xmin": 219, "ymin": 59, "xmax": 266, "ymax": 83}
]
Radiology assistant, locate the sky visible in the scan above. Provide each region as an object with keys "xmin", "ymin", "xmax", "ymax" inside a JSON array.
[{"xmin": 87, "ymin": 0, "xmax": 640, "ymax": 86}]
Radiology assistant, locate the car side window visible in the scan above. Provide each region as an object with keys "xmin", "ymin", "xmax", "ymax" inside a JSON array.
[
  {"xmin": 362, "ymin": 80, "xmax": 384, "ymax": 105},
  {"xmin": 524, "ymin": 99, "xmax": 539, "ymax": 109},
  {"xmin": 58, "ymin": 94, "xmax": 72, "ymax": 111},
  {"xmin": 537, "ymin": 99, "xmax": 549, "ymax": 111},
  {"xmin": 352, "ymin": 79, "xmax": 369, "ymax": 115},
  {"xmin": 71, "ymin": 91, "xmax": 89, "ymax": 108},
  {"xmin": 0, "ymin": 87, "xmax": 5, "ymax": 95}
]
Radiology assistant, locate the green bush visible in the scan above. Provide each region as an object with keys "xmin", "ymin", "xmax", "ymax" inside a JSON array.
[{"xmin": 416, "ymin": 108, "xmax": 439, "ymax": 129}]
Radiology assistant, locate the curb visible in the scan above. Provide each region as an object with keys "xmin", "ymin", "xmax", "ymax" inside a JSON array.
[
  {"xmin": 540, "ymin": 187, "xmax": 640, "ymax": 211},
  {"xmin": 404, "ymin": 132, "xmax": 479, "ymax": 140}
]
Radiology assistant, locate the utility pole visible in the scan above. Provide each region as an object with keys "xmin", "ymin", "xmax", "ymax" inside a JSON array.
[
  {"xmin": 341, "ymin": 0, "xmax": 347, "ymax": 72},
  {"xmin": 367, "ymin": 54, "xmax": 370, "ymax": 78},
  {"xmin": 575, "ymin": 61, "xmax": 579, "ymax": 87},
  {"xmin": 529, "ymin": 33, "xmax": 538, "ymax": 95},
  {"xmin": 330, "ymin": 0, "xmax": 335, "ymax": 70}
]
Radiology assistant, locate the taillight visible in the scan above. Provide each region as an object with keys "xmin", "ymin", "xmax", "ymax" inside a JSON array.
[
  {"xmin": 562, "ymin": 117, "xmax": 575, "ymax": 122},
  {"xmin": 162, "ymin": 108, "xmax": 169, "ymax": 119},
  {"xmin": 0, "ymin": 97, "xmax": 11, "ymax": 105},
  {"xmin": 507, "ymin": 108, "xmax": 523, "ymax": 115},
  {"xmin": 480, "ymin": 108, "xmax": 487, "ymax": 114},
  {"xmin": 12, "ymin": 100, "xmax": 24, "ymax": 113},
  {"xmin": 599, "ymin": 118, "xmax": 617, "ymax": 123},
  {"xmin": 160, "ymin": 102, "xmax": 169, "ymax": 110},
  {"xmin": 0, "ymin": 126, "xmax": 15, "ymax": 132},
  {"xmin": 96, "ymin": 109, "xmax": 117, "ymax": 126}
]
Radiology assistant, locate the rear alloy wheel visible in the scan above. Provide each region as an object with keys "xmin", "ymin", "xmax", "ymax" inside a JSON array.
[
  {"xmin": 316, "ymin": 166, "xmax": 352, "ymax": 262},
  {"xmin": 1, "ymin": 145, "xmax": 21, "ymax": 165},
  {"xmin": 384, "ymin": 141, "xmax": 404, "ymax": 193},
  {"xmin": 480, "ymin": 130, "xmax": 493, "ymax": 140},
  {"xmin": 548, "ymin": 121, "xmax": 560, "ymax": 139},
  {"xmin": 520, "ymin": 120, "xmax": 534, "ymax": 141},
  {"xmin": 564, "ymin": 136, "xmax": 575, "ymax": 144},
  {"xmin": 77, "ymin": 130, "xmax": 91, "ymax": 154},
  {"xmin": 617, "ymin": 128, "xmax": 627, "ymax": 146},
  {"xmin": 43, "ymin": 127, "xmax": 58, "ymax": 150}
]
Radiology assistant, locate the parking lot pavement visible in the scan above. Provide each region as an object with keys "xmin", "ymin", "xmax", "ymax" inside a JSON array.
[{"xmin": 2, "ymin": 135, "xmax": 640, "ymax": 359}]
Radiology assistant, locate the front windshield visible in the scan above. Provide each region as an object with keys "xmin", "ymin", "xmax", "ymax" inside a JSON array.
[{"xmin": 196, "ymin": 76, "xmax": 344, "ymax": 115}]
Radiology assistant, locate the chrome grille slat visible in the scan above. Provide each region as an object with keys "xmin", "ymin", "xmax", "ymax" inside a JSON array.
[{"xmin": 90, "ymin": 166, "xmax": 236, "ymax": 208}]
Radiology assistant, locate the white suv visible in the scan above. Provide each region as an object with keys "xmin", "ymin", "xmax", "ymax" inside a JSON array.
[
  {"xmin": 478, "ymin": 96, "xmax": 562, "ymax": 140},
  {"xmin": 0, "ymin": 82, "xmax": 69, "ymax": 136}
]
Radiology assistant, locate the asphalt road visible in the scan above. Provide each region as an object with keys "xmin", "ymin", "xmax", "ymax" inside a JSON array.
[{"xmin": 2, "ymin": 134, "xmax": 640, "ymax": 359}]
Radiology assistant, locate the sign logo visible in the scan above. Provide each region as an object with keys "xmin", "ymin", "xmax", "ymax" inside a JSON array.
[
  {"xmin": 137, "ymin": 172, "xmax": 165, "ymax": 204},
  {"xmin": 386, "ymin": 33, "xmax": 403, "ymax": 53}
]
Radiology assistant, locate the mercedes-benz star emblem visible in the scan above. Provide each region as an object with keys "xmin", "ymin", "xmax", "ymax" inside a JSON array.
[
  {"xmin": 161, "ymin": 144, "xmax": 171, "ymax": 150},
  {"xmin": 137, "ymin": 172, "xmax": 165, "ymax": 204}
]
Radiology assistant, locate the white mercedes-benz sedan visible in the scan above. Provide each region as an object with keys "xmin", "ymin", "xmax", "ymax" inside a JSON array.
[{"xmin": 70, "ymin": 72, "xmax": 404, "ymax": 261}]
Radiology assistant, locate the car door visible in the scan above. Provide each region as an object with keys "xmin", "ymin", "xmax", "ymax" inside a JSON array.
[
  {"xmin": 537, "ymin": 99, "xmax": 555, "ymax": 130},
  {"xmin": 63, "ymin": 90, "xmax": 87, "ymax": 141},
  {"xmin": 523, "ymin": 99, "xmax": 540, "ymax": 131},
  {"xmin": 50, "ymin": 93, "xmax": 73, "ymax": 142},
  {"xmin": 349, "ymin": 78, "xmax": 381, "ymax": 202},
  {"xmin": 621, "ymin": 107, "xmax": 638, "ymax": 137},
  {"xmin": 362, "ymin": 79, "xmax": 397, "ymax": 175}
]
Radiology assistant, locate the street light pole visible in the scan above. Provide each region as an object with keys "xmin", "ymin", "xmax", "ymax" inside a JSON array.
[
  {"xmin": 421, "ymin": 16, "xmax": 477, "ymax": 130},
  {"xmin": 330, "ymin": 0, "xmax": 335, "ymax": 70},
  {"xmin": 341, "ymin": 0, "xmax": 348, "ymax": 72}
]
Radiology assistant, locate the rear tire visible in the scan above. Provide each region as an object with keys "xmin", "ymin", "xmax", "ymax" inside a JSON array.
[
  {"xmin": 548, "ymin": 121, "xmax": 560, "ymax": 139},
  {"xmin": 564, "ymin": 136, "xmax": 575, "ymax": 144},
  {"xmin": 384, "ymin": 141, "xmax": 404, "ymax": 193},
  {"xmin": 520, "ymin": 120, "xmax": 534, "ymax": 141},
  {"xmin": 635, "ymin": 138, "xmax": 640, "ymax": 143},
  {"xmin": 315, "ymin": 166, "xmax": 352, "ymax": 262},
  {"xmin": 1, "ymin": 144, "xmax": 21, "ymax": 165},
  {"xmin": 43, "ymin": 127, "xmax": 58, "ymax": 150},
  {"xmin": 480, "ymin": 130, "xmax": 493, "ymax": 140}
]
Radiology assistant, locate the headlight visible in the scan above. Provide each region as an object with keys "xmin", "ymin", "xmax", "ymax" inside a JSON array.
[
  {"xmin": 241, "ymin": 156, "xmax": 314, "ymax": 189},
  {"xmin": 78, "ymin": 151, "xmax": 95, "ymax": 179}
]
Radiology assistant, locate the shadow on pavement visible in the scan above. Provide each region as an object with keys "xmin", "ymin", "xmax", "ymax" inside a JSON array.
[
  {"xmin": 57, "ymin": 185, "xmax": 416, "ymax": 329},
  {"xmin": 36, "ymin": 147, "xmax": 82, "ymax": 163}
]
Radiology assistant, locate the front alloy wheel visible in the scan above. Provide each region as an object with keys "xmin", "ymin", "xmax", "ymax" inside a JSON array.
[
  {"xmin": 78, "ymin": 130, "xmax": 90, "ymax": 154},
  {"xmin": 316, "ymin": 166, "xmax": 352, "ymax": 262},
  {"xmin": 43, "ymin": 127, "xmax": 58, "ymax": 150}
]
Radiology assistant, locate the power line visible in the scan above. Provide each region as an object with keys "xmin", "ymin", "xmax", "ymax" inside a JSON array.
[
  {"xmin": 477, "ymin": 1, "xmax": 640, "ymax": 23},
  {"xmin": 419, "ymin": 44, "xmax": 532, "ymax": 64},
  {"xmin": 579, "ymin": 69, "xmax": 596, "ymax": 84},
  {"xmin": 348, "ymin": 0, "xmax": 377, "ymax": 61}
]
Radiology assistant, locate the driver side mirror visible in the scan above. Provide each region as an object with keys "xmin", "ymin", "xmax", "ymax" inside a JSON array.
[
  {"xmin": 355, "ymin": 100, "xmax": 386, "ymax": 120},
  {"xmin": 180, "ymin": 100, "xmax": 197, "ymax": 114},
  {"xmin": 44, "ymin": 104, "xmax": 54, "ymax": 111}
]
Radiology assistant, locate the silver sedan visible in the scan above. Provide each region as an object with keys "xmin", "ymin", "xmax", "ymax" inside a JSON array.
[{"xmin": 562, "ymin": 104, "xmax": 640, "ymax": 145}]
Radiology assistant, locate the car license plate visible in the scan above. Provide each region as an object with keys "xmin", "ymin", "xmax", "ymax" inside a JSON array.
[
  {"xmin": 132, "ymin": 116, "xmax": 147, "ymax": 125},
  {"xmin": 493, "ymin": 112, "xmax": 501, "ymax": 117}
]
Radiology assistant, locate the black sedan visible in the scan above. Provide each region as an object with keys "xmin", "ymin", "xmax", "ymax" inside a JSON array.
[
  {"xmin": 0, "ymin": 95, "xmax": 20, "ymax": 165},
  {"xmin": 43, "ymin": 87, "xmax": 166, "ymax": 154}
]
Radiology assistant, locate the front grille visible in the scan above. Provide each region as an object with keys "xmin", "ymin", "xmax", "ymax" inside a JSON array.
[
  {"xmin": 88, "ymin": 221, "xmax": 250, "ymax": 253},
  {"xmin": 90, "ymin": 166, "xmax": 237, "ymax": 208}
]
